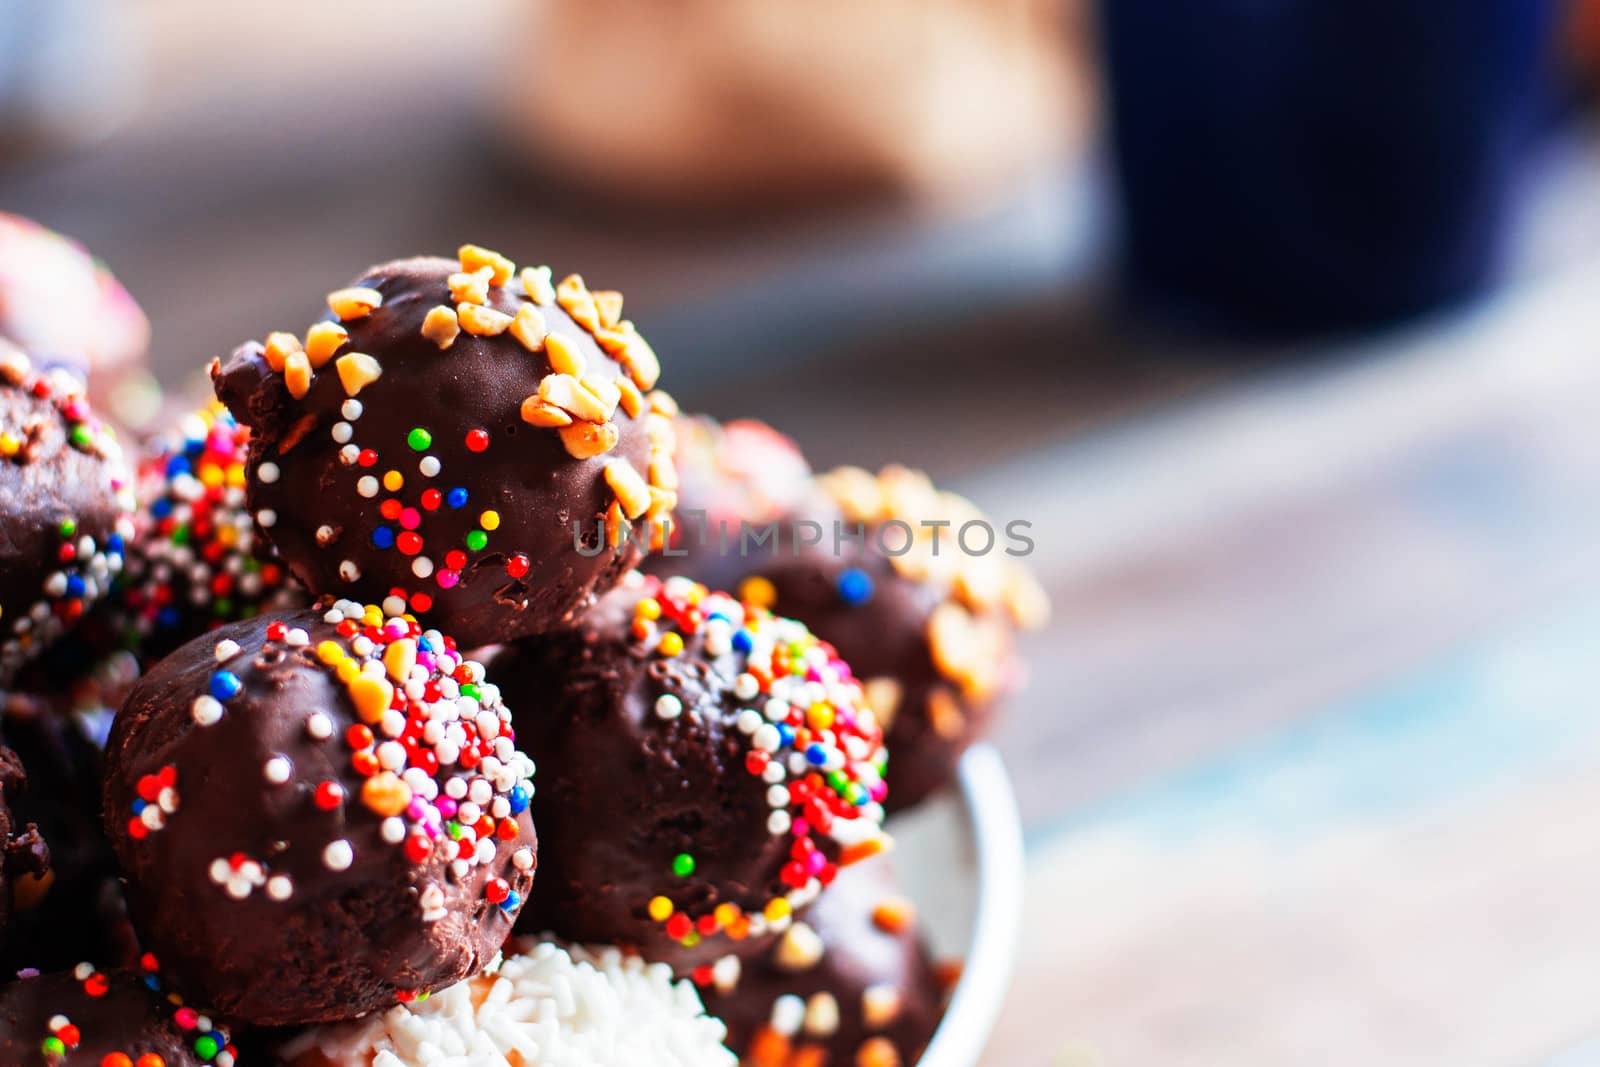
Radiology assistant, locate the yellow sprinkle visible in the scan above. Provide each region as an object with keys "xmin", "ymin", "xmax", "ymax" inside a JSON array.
[
  {"xmin": 362, "ymin": 605, "xmax": 384, "ymax": 626},
  {"xmin": 739, "ymin": 577, "xmax": 777, "ymax": 610},
  {"xmin": 199, "ymin": 465, "xmax": 225, "ymax": 490},
  {"xmin": 0, "ymin": 434, "xmax": 17, "ymax": 455},
  {"xmin": 648, "ymin": 896, "xmax": 673, "ymax": 922},
  {"xmin": 383, "ymin": 470, "xmax": 404, "ymax": 493},
  {"xmin": 714, "ymin": 903, "xmax": 739, "ymax": 928},
  {"xmin": 636, "ymin": 597, "xmax": 662, "ymax": 622},
  {"xmin": 384, "ymin": 638, "xmax": 417, "ymax": 684},
  {"xmin": 479, "ymin": 510, "xmax": 500, "ymax": 532},
  {"xmin": 361, "ymin": 772, "xmax": 413, "ymax": 817},
  {"xmin": 658, "ymin": 632, "xmax": 684, "ymax": 658},
  {"xmin": 807, "ymin": 703, "xmax": 835, "ymax": 731},
  {"xmin": 316, "ymin": 640, "xmax": 345, "ymax": 666},
  {"xmin": 764, "ymin": 898, "xmax": 791, "ymax": 923},
  {"xmin": 336, "ymin": 660, "xmax": 361, "ymax": 684}
]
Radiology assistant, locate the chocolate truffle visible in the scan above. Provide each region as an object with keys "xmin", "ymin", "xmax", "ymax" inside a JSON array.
[
  {"xmin": 0, "ymin": 694, "xmax": 133, "ymax": 976},
  {"xmin": 212, "ymin": 247, "xmax": 678, "ymax": 647},
  {"xmin": 643, "ymin": 416, "xmax": 825, "ymax": 594},
  {"xmin": 742, "ymin": 465, "xmax": 1048, "ymax": 811},
  {"xmin": 702, "ymin": 858, "xmax": 944, "ymax": 1067},
  {"xmin": 0, "ymin": 958, "xmax": 235, "ymax": 1067},
  {"xmin": 0, "ymin": 344, "xmax": 135, "ymax": 684},
  {"xmin": 116, "ymin": 401, "xmax": 303, "ymax": 661},
  {"xmin": 492, "ymin": 572, "xmax": 891, "ymax": 974},
  {"xmin": 102, "ymin": 601, "xmax": 538, "ymax": 1026}
]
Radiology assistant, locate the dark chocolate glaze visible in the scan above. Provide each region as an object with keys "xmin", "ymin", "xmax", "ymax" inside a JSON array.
[
  {"xmin": 212, "ymin": 256, "xmax": 651, "ymax": 647},
  {"xmin": 102, "ymin": 608, "xmax": 537, "ymax": 1026},
  {"xmin": 703, "ymin": 858, "xmax": 943, "ymax": 1067},
  {"xmin": 0, "ymin": 365, "xmax": 133, "ymax": 684},
  {"xmin": 0, "ymin": 966, "xmax": 223, "ymax": 1066},
  {"xmin": 492, "ymin": 580, "xmax": 792, "ymax": 972}
]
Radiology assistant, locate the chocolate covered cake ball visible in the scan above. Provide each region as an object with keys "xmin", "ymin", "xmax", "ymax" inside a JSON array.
[
  {"xmin": 643, "ymin": 416, "xmax": 822, "ymax": 594},
  {"xmin": 492, "ymin": 572, "xmax": 891, "ymax": 974},
  {"xmin": 0, "ymin": 740, "xmax": 49, "ymax": 943},
  {"xmin": 703, "ymin": 858, "xmax": 944, "ymax": 1067},
  {"xmin": 0, "ymin": 958, "xmax": 235, "ymax": 1067},
  {"xmin": 213, "ymin": 247, "xmax": 678, "ymax": 647},
  {"xmin": 0, "ymin": 344, "xmax": 134, "ymax": 683},
  {"xmin": 103, "ymin": 602, "xmax": 538, "ymax": 1025},
  {"xmin": 742, "ymin": 465, "xmax": 1048, "ymax": 811},
  {"xmin": 116, "ymin": 402, "xmax": 303, "ymax": 660}
]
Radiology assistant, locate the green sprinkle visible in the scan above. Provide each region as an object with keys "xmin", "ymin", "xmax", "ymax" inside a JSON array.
[
  {"xmin": 447, "ymin": 820, "xmax": 464, "ymax": 840},
  {"xmin": 460, "ymin": 682, "xmax": 481, "ymax": 701},
  {"xmin": 69, "ymin": 425, "xmax": 93, "ymax": 449},
  {"xmin": 407, "ymin": 427, "xmax": 433, "ymax": 452},
  {"xmin": 465, "ymin": 530, "xmax": 488, "ymax": 552},
  {"xmin": 58, "ymin": 518, "xmax": 76, "ymax": 539},
  {"xmin": 683, "ymin": 930, "xmax": 701, "ymax": 948},
  {"xmin": 672, "ymin": 853, "xmax": 695, "ymax": 878},
  {"xmin": 42, "ymin": 1037, "xmax": 64, "ymax": 1057},
  {"xmin": 194, "ymin": 1034, "xmax": 220, "ymax": 1059}
]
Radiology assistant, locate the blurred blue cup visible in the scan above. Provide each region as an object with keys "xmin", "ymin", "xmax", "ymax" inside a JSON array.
[{"xmin": 1101, "ymin": 0, "xmax": 1559, "ymax": 337}]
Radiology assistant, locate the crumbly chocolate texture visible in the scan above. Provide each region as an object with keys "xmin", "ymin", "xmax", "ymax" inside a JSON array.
[
  {"xmin": 743, "ymin": 465, "xmax": 1049, "ymax": 812},
  {"xmin": 0, "ymin": 695, "xmax": 133, "ymax": 976},
  {"xmin": 492, "ymin": 572, "xmax": 890, "ymax": 976},
  {"xmin": 0, "ymin": 740, "xmax": 49, "ymax": 946},
  {"xmin": 642, "ymin": 416, "xmax": 826, "ymax": 594},
  {"xmin": 0, "ymin": 345, "xmax": 135, "ymax": 684},
  {"xmin": 102, "ymin": 604, "xmax": 538, "ymax": 1026},
  {"xmin": 702, "ymin": 858, "xmax": 944, "ymax": 1067},
  {"xmin": 0, "ymin": 962, "xmax": 234, "ymax": 1067},
  {"xmin": 212, "ymin": 251, "xmax": 677, "ymax": 648}
]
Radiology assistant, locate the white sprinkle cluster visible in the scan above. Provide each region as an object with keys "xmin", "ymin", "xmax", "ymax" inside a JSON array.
[{"xmin": 277, "ymin": 940, "xmax": 736, "ymax": 1067}]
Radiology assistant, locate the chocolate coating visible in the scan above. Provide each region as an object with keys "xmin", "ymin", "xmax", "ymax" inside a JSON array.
[
  {"xmin": 0, "ymin": 964, "xmax": 231, "ymax": 1067},
  {"xmin": 492, "ymin": 572, "xmax": 890, "ymax": 974},
  {"xmin": 0, "ymin": 345, "xmax": 135, "ymax": 684},
  {"xmin": 642, "ymin": 416, "xmax": 824, "ymax": 594},
  {"xmin": 744, "ymin": 466, "xmax": 1048, "ymax": 812},
  {"xmin": 103, "ymin": 605, "xmax": 538, "ymax": 1026},
  {"xmin": 213, "ymin": 253, "xmax": 673, "ymax": 647},
  {"xmin": 703, "ymin": 858, "xmax": 943, "ymax": 1067}
]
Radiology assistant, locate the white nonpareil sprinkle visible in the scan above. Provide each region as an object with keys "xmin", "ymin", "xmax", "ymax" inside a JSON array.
[{"xmin": 278, "ymin": 939, "xmax": 735, "ymax": 1067}]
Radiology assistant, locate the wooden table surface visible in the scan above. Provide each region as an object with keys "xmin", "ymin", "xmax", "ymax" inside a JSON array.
[{"xmin": 6, "ymin": 6, "xmax": 1600, "ymax": 1063}]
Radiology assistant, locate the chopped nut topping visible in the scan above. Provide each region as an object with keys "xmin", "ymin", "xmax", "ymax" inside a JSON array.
[
  {"xmin": 0, "ymin": 347, "xmax": 31, "ymax": 384},
  {"xmin": 519, "ymin": 396, "xmax": 573, "ymax": 427},
  {"xmin": 284, "ymin": 350, "xmax": 312, "ymax": 399},
  {"xmin": 926, "ymin": 686, "xmax": 967, "ymax": 741},
  {"xmin": 327, "ymin": 287, "xmax": 383, "ymax": 321},
  {"xmin": 592, "ymin": 289, "xmax": 624, "ymax": 329},
  {"xmin": 648, "ymin": 452, "xmax": 678, "ymax": 491},
  {"xmin": 448, "ymin": 267, "xmax": 493, "ymax": 306},
  {"xmin": 539, "ymin": 373, "xmax": 610, "ymax": 423},
  {"xmin": 577, "ymin": 375, "xmax": 621, "ymax": 420},
  {"xmin": 646, "ymin": 486, "xmax": 677, "ymax": 519},
  {"xmin": 862, "ymin": 677, "xmax": 903, "ymax": 730},
  {"xmin": 604, "ymin": 499, "xmax": 627, "ymax": 549},
  {"xmin": 558, "ymin": 421, "xmax": 619, "ymax": 460},
  {"xmin": 646, "ymin": 389, "xmax": 679, "ymax": 417},
  {"xmin": 509, "ymin": 305, "xmax": 548, "ymax": 353},
  {"xmin": 543, "ymin": 331, "xmax": 585, "ymax": 376},
  {"xmin": 458, "ymin": 244, "xmax": 515, "ymax": 286},
  {"xmin": 616, "ymin": 326, "xmax": 661, "ymax": 390},
  {"xmin": 605, "ymin": 459, "xmax": 651, "ymax": 520},
  {"xmin": 644, "ymin": 411, "xmax": 677, "ymax": 453},
  {"xmin": 420, "ymin": 306, "xmax": 461, "ymax": 350},
  {"xmin": 457, "ymin": 302, "xmax": 513, "ymax": 337},
  {"xmin": 335, "ymin": 352, "xmax": 383, "ymax": 396},
  {"xmin": 305, "ymin": 321, "xmax": 348, "ymax": 367},
  {"xmin": 263, "ymin": 331, "xmax": 303, "ymax": 373},
  {"xmin": 1005, "ymin": 571, "xmax": 1051, "ymax": 630},
  {"xmin": 861, "ymin": 985, "xmax": 904, "ymax": 1029},
  {"xmin": 556, "ymin": 274, "xmax": 601, "ymax": 333},
  {"xmin": 871, "ymin": 895, "xmax": 917, "ymax": 934},
  {"xmin": 774, "ymin": 923, "xmax": 824, "ymax": 972},
  {"xmin": 521, "ymin": 266, "xmax": 555, "ymax": 306},
  {"xmin": 615, "ymin": 377, "xmax": 643, "ymax": 418}
]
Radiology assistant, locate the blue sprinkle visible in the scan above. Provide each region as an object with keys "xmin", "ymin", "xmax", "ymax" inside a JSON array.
[
  {"xmin": 836, "ymin": 567, "xmax": 874, "ymax": 605},
  {"xmin": 501, "ymin": 890, "xmax": 521, "ymax": 912},
  {"xmin": 210, "ymin": 671, "xmax": 243, "ymax": 701},
  {"xmin": 805, "ymin": 743, "xmax": 828, "ymax": 766},
  {"xmin": 732, "ymin": 630, "xmax": 754, "ymax": 654},
  {"xmin": 157, "ymin": 606, "xmax": 181, "ymax": 629},
  {"xmin": 447, "ymin": 487, "xmax": 469, "ymax": 509},
  {"xmin": 165, "ymin": 455, "xmax": 191, "ymax": 479},
  {"xmin": 65, "ymin": 574, "xmax": 85, "ymax": 598},
  {"xmin": 142, "ymin": 974, "xmax": 160, "ymax": 991},
  {"xmin": 131, "ymin": 798, "xmax": 147, "ymax": 815},
  {"xmin": 508, "ymin": 785, "xmax": 530, "ymax": 815},
  {"xmin": 150, "ymin": 499, "xmax": 173, "ymax": 519},
  {"xmin": 107, "ymin": 533, "xmax": 125, "ymax": 553},
  {"xmin": 776, "ymin": 723, "xmax": 795, "ymax": 748},
  {"xmin": 371, "ymin": 526, "xmax": 396, "ymax": 550}
]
